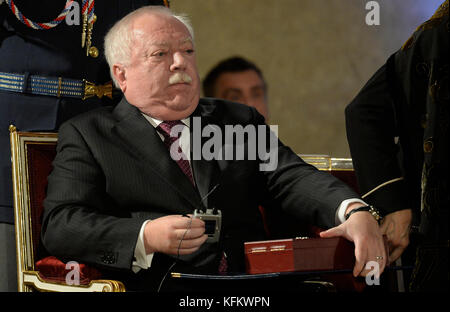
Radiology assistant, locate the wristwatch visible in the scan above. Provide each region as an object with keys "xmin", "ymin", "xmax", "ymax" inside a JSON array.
[{"xmin": 344, "ymin": 205, "xmax": 383, "ymax": 223}]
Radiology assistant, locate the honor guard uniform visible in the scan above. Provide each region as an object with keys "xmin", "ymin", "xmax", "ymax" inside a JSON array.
[
  {"xmin": 345, "ymin": 1, "xmax": 449, "ymax": 291},
  {"xmin": 0, "ymin": 0, "xmax": 170, "ymax": 292}
]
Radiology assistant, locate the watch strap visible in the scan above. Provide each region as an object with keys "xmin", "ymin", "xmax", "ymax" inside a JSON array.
[{"xmin": 344, "ymin": 205, "xmax": 382, "ymax": 222}]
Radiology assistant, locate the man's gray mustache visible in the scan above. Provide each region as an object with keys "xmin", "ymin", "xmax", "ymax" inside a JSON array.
[{"xmin": 169, "ymin": 72, "xmax": 192, "ymax": 85}]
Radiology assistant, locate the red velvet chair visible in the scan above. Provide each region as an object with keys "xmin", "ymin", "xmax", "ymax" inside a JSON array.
[{"xmin": 9, "ymin": 125, "xmax": 125, "ymax": 292}]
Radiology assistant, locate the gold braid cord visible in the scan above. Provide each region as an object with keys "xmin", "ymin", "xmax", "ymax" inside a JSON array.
[{"xmin": 402, "ymin": 0, "xmax": 449, "ymax": 50}]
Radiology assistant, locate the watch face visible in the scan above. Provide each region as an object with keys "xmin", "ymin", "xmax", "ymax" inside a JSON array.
[{"xmin": 369, "ymin": 206, "xmax": 382, "ymax": 221}]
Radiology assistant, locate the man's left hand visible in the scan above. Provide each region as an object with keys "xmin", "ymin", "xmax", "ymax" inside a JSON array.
[
  {"xmin": 319, "ymin": 204, "xmax": 387, "ymax": 277},
  {"xmin": 379, "ymin": 209, "xmax": 412, "ymax": 263}
]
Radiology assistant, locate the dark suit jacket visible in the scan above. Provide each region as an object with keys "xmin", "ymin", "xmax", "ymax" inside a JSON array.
[{"xmin": 41, "ymin": 97, "xmax": 359, "ymax": 290}]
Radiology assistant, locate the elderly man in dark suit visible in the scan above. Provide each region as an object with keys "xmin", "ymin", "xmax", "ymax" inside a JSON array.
[{"xmin": 41, "ymin": 6, "xmax": 387, "ymax": 291}]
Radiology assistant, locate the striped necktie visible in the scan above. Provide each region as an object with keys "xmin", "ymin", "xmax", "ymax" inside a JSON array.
[{"xmin": 156, "ymin": 120, "xmax": 195, "ymax": 186}]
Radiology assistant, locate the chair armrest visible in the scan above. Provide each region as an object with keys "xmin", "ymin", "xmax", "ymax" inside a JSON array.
[
  {"xmin": 36, "ymin": 256, "xmax": 103, "ymax": 284},
  {"xmin": 22, "ymin": 271, "xmax": 125, "ymax": 292}
]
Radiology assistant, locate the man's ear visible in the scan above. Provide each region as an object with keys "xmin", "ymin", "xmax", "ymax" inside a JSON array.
[{"xmin": 113, "ymin": 64, "xmax": 127, "ymax": 92}]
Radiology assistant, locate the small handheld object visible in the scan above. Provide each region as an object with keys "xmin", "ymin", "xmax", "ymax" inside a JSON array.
[{"xmin": 193, "ymin": 208, "xmax": 222, "ymax": 243}]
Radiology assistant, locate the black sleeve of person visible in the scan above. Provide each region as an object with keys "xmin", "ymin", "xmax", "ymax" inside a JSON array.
[{"xmin": 345, "ymin": 54, "xmax": 409, "ymax": 216}]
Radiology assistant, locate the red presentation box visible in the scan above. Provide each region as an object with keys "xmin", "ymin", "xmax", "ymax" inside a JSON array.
[{"xmin": 244, "ymin": 237, "xmax": 355, "ymax": 275}]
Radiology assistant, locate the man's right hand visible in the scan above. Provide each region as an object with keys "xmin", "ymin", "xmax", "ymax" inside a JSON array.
[{"xmin": 143, "ymin": 215, "xmax": 208, "ymax": 255}]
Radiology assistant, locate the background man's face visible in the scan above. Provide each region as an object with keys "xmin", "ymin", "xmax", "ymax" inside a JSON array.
[
  {"xmin": 117, "ymin": 13, "xmax": 201, "ymax": 120},
  {"xmin": 213, "ymin": 70, "xmax": 269, "ymax": 121}
]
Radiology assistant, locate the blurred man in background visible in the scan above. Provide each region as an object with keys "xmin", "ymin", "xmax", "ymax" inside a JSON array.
[{"xmin": 203, "ymin": 56, "xmax": 269, "ymax": 122}]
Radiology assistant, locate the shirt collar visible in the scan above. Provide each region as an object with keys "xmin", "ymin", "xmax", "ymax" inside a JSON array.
[{"xmin": 141, "ymin": 113, "xmax": 190, "ymax": 129}]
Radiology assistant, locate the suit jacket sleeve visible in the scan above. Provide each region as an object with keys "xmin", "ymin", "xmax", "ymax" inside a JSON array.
[
  {"xmin": 344, "ymin": 58, "xmax": 409, "ymax": 216},
  {"xmin": 41, "ymin": 121, "xmax": 148, "ymax": 271},
  {"xmin": 252, "ymin": 109, "xmax": 360, "ymax": 229}
]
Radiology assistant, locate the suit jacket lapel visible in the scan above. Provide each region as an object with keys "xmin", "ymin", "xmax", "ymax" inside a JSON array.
[
  {"xmin": 111, "ymin": 98, "xmax": 203, "ymax": 211},
  {"xmin": 190, "ymin": 102, "xmax": 224, "ymax": 210}
]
